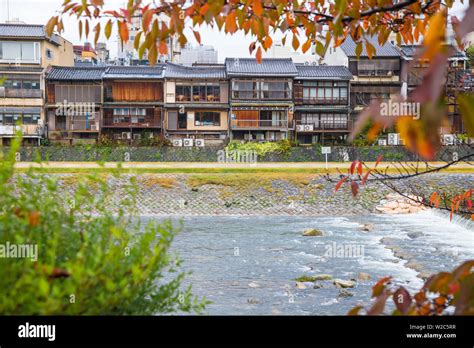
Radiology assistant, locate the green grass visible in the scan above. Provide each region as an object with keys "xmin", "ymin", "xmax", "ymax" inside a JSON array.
[{"xmin": 14, "ymin": 166, "xmax": 474, "ymax": 175}]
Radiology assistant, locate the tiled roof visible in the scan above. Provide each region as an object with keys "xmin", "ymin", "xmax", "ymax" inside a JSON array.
[
  {"xmin": 103, "ymin": 65, "xmax": 165, "ymax": 79},
  {"xmin": 341, "ymin": 36, "xmax": 401, "ymax": 57},
  {"xmin": 46, "ymin": 66, "xmax": 106, "ymax": 81},
  {"xmin": 165, "ymin": 63, "xmax": 226, "ymax": 79},
  {"xmin": 0, "ymin": 24, "xmax": 61, "ymax": 45},
  {"xmin": 295, "ymin": 65, "xmax": 352, "ymax": 80},
  {"xmin": 225, "ymin": 58, "xmax": 298, "ymax": 76},
  {"xmin": 400, "ymin": 45, "xmax": 467, "ymax": 59}
]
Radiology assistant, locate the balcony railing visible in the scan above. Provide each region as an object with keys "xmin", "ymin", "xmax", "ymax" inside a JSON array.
[
  {"xmin": 294, "ymin": 97, "xmax": 348, "ymax": 105},
  {"xmin": 1, "ymin": 89, "xmax": 42, "ymax": 98},
  {"xmin": 70, "ymin": 120, "xmax": 100, "ymax": 132},
  {"xmin": 0, "ymin": 124, "xmax": 43, "ymax": 136},
  {"xmin": 176, "ymin": 94, "xmax": 221, "ymax": 102},
  {"xmin": 103, "ymin": 115, "xmax": 161, "ymax": 128},
  {"xmin": 231, "ymin": 119, "xmax": 289, "ymax": 128},
  {"xmin": 296, "ymin": 120, "xmax": 353, "ymax": 131}
]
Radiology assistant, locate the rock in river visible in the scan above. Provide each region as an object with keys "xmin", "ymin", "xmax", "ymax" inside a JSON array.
[
  {"xmin": 333, "ymin": 279, "xmax": 356, "ymax": 288},
  {"xmin": 302, "ymin": 228, "xmax": 324, "ymax": 236}
]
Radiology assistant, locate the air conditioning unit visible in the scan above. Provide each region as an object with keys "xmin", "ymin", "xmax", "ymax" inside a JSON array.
[
  {"xmin": 265, "ymin": 131, "xmax": 275, "ymax": 141},
  {"xmin": 195, "ymin": 139, "xmax": 205, "ymax": 147},
  {"xmin": 442, "ymin": 134, "xmax": 454, "ymax": 145},
  {"xmin": 304, "ymin": 124, "xmax": 314, "ymax": 132},
  {"xmin": 121, "ymin": 132, "xmax": 131, "ymax": 140},
  {"xmin": 133, "ymin": 133, "xmax": 141, "ymax": 140},
  {"xmin": 90, "ymin": 124, "xmax": 98, "ymax": 131},
  {"xmin": 183, "ymin": 138, "xmax": 193, "ymax": 147},
  {"xmin": 296, "ymin": 125, "xmax": 304, "ymax": 132},
  {"xmin": 244, "ymin": 133, "xmax": 253, "ymax": 141},
  {"xmin": 114, "ymin": 133, "xmax": 122, "ymax": 140},
  {"xmin": 275, "ymin": 132, "xmax": 286, "ymax": 140},
  {"xmin": 378, "ymin": 139, "xmax": 387, "ymax": 146},
  {"xmin": 256, "ymin": 133, "xmax": 265, "ymax": 141},
  {"xmin": 172, "ymin": 139, "xmax": 183, "ymax": 147},
  {"xmin": 387, "ymin": 133, "xmax": 400, "ymax": 146}
]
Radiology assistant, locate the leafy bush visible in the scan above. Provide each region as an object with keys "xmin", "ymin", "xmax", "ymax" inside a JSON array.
[
  {"xmin": 0, "ymin": 137, "xmax": 207, "ymax": 315},
  {"xmin": 225, "ymin": 139, "xmax": 294, "ymax": 157}
]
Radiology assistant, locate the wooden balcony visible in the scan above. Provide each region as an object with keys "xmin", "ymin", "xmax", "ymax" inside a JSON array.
[
  {"xmin": 102, "ymin": 115, "xmax": 161, "ymax": 128},
  {"xmin": 295, "ymin": 120, "xmax": 353, "ymax": 132},
  {"xmin": 294, "ymin": 97, "xmax": 348, "ymax": 105},
  {"xmin": 1, "ymin": 89, "xmax": 42, "ymax": 98},
  {"xmin": 231, "ymin": 119, "xmax": 290, "ymax": 130},
  {"xmin": 0, "ymin": 124, "xmax": 43, "ymax": 137}
]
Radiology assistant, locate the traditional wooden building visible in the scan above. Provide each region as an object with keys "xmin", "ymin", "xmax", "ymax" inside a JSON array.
[
  {"xmin": 102, "ymin": 65, "xmax": 164, "ymax": 142},
  {"xmin": 163, "ymin": 63, "xmax": 229, "ymax": 146},
  {"xmin": 400, "ymin": 45, "xmax": 470, "ymax": 136},
  {"xmin": 293, "ymin": 65, "xmax": 352, "ymax": 144},
  {"xmin": 324, "ymin": 36, "xmax": 402, "ymax": 132},
  {"xmin": 45, "ymin": 66, "xmax": 104, "ymax": 144},
  {"xmin": 225, "ymin": 58, "xmax": 297, "ymax": 141},
  {"xmin": 0, "ymin": 24, "xmax": 73, "ymax": 145}
]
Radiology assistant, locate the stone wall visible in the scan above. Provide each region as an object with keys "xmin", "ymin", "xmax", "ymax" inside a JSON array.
[{"xmin": 1, "ymin": 145, "xmax": 470, "ymax": 162}]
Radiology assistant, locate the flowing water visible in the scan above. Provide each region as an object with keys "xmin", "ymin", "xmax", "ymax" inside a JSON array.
[{"xmin": 145, "ymin": 211, "xmax": 474, "ymax": 315}]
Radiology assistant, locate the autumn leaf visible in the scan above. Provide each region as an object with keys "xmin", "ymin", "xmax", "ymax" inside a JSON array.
[
  {"xmin": 253, "ymin": 0, "xmax": 263, "ymax": 17},
  {"xmin": 263, "ymin": 36, "xmax": 273, "ymax": 50},
  {"xmin": 193, "ymin": 30, "xmax": 201, "ymax": 44},
  {"xmin": 457, "ymin": 93, "xmax": 474, "ymax": 137},
  {"xmin": 104, "ymin": 19, "xmax": 112, "ymax": 39},
  {"xmin": 393, "ymin": 286, "xmax": 412, "ymax": 314},
  {"xmin": 226, "ymin": 11, "xmax": 237, "ymax": 34},
  {"xmin": 255, "ymin": 46, "xmax": 262, "ymax": 63},
  {"xmin": 350, "ymin": 180, "xmax": 359, "ymax": 197},
  {"xmin": 45, "ymin": 16, "xmax": 58, "ymax": 37},
  {"xmin": 28, "ymin": 211, "xmax": 40, "ymax": 227},
  {"xmin": 302, "ymin": 39, "xmax": 312, "ymax": 54},
  {"xmin": 119, "ymin": 21, "xmax": 129, "ymax": 43},
  {"xmin": 335, "ymin": 176, "xmax": 348, "ymax": 192},
  {"xmin": 292, "ymin": 35, "xmax": 300, "ymax": 51}
]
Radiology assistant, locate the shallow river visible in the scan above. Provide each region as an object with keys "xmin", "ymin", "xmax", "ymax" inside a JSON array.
[{"xmin": 146, "ymin": 211, "xmax": 474, "ymax": 315}]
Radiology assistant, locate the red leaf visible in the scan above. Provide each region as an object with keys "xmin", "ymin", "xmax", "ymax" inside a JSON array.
[
  {"xmin": 335, "ymin": 176, "xmax": 348, "ymax": 192},
  {"xmin": 361, "ymin": 169, "xmax": 371, "ymax": 185},
  {"xmin": 350, "ymin": 180, "xmax": 359, "ymax": 197},
  {"xmin": 393, "ymin": 286, "xmax": 412, "ymax": 314},
  {"xmin": 357, "ymin": 161, "xmax": 363, "ymax": 176},
  {"xmin": 350, "ymin": 160, "xmax": 357, "ymax": 175},
  {"xmin": 375, "ymin": 155, "xmax": 382, "ymax": 168}
]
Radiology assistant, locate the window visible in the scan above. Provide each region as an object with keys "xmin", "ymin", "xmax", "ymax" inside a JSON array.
[
  {"xmin": 232, "ymin": 80, "xmax": 258, "ymax": 99},
  {"xmin": 296, "ymin": 81, "xmax": 349, "ymax": 103},
  {"xmin": 195, "ymin": 111, "xmax": 220, "ymax": 126},
  {"xmin": 261, "ymin": 81, "xmax": 290, "ymax": 99},
  {"xmin": 46, "ymin": 48, "xmax": 54, "ymax": 60},
  {"xmin": 176, "ymin": 85, "xmax": 191, "ymax": 101},
  {"xmin": 0, "ymin": 41, "xmax": 39, "ymax": 62}
]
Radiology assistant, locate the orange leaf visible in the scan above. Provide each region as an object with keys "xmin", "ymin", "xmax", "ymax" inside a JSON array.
[
  {"xmin": 28, "ymin": 211, "xmax": 40, "ymax": 227},
  {"xmin": 263, "ymin": 36, "xmax": 273, "ymax": 50},
  {"xmin": 142, "ymin": 8, "xmax": 154, "ymax": 32},
  {"xmin": 292, "ymin": 35, "xmax": 300, "ymax": 51},
  {"xmin": 119, "ymin": 21, "xmax": 129, "ymax": 42},
  {"xmin": 199, "ymin": 3, "xmax": 209, "ymax": 16},
  {"xmin": 255, "ymin": 46, "xmax": 262, "ymax": 63},
  {"xmin": 253, "ymin": 0, "xmax": 263, "ymax": 16},
  {"xmin": 225, "ymin": 11, "xmax": 237, "ymax": 34},
  {"xmin": 302, "ymin": 39, "xmax": 312, "ymax": 53}
]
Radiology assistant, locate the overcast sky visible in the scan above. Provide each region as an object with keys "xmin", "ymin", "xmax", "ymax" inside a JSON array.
[{"xmin": 0, "ymin": 0, "xmax": 470, "ymax": 62}]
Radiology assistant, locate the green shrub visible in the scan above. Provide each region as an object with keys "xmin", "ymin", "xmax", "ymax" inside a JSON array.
[
  {"xmin": 225, "ymin": 139, "xmax": 293, "ymax": 157},
  {"xmin": 0, "ymin": 137, "xmax": 208, "ymax": 315}
]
